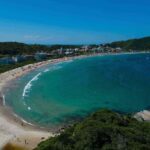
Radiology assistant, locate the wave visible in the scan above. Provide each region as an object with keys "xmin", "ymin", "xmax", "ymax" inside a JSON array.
[
  {"xmin": 22, "ymin": 65, "xmax": 62, "ymax": 99},
  {"xmin": 43, "ymin": 69, "xmax": 50, "ymax": 73},
  {"xmin": 64, "ymin": 59, "xmax": 73, "ymax": 63},
  {"xmin": 2, "ymin": 94, "xmax": 5, "ymax": 106},
  {"xmin": 13, "ymin": 113, "xmax": 35, "ymax": 126},
  {"xmin": 43, "ymin": 65, "xmax": 62, "ymax": 73},
  {"xmin": 51, "ymin": 65, "xmax": 62, "ymax": 71},
  {"xmin": 22, "ymin": 72, "xmax": 42, "ymax": 98}
]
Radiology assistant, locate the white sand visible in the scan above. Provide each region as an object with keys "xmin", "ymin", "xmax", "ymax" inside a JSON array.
[
  {"xmin": 0, "ymin": 57, "xmax": 76, "ymax": 149},
  {"xmin": 0, "ymin": 56, "xmax": 82, "ymax": 149},
  {"xmin": 0, "ymin": 60, "xmax": 57, "ymax": 149},
  {"xmin": 0, "ymin": 107, "xmax": 52, "ymax": 149}
]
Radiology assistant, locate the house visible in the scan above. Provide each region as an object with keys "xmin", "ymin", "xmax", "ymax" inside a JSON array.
[
  {"xmin": 96, "ymin": 46, "xmax": 104, "ymax": 52},
  {"xmin": 115, "ymin": 47, "xmax": 122, "ymax": 52},
  {"xmin": 0, "ymin": 57, "xmax": 15, "ymax": 64},
  {"xmin": 81, "ymin": 45, "xmax": 90, "ymax": 52},
  {"xmin": 64, "ymin": 49, "xmax": 74, "ymax": 55},
  {"xmin": 74, "ymin": 48, "xmax": 79, "ymax": 52},
  {"xmin": 57, "ymin": 47, "xmax": 64, "ymax": 55},
  {"xmin": 34, "ymin": 52, "xmax": 48, "ymax": 61},
  {"xmin": 12, "ymin": 55, "xmax": 26, "ymax": 63}
]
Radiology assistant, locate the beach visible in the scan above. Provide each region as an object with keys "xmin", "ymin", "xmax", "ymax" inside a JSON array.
[
  {"xmin": 0, "ymin": 105, "xmax": 52, "ymax": 149},
  {"xmin": 0, "ymin": 59, "xmax": 57, "ymax": 149},
  {"xmin": 1, "ymin": 52, "xmax": 150, "ymax": 149},
  {"xmin": 0, "ymin": 56, "xmax": 84, "ymax": 149}
]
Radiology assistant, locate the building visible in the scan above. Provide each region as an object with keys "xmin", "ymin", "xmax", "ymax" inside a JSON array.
[
  {"xmin": 34, "ymin": 52, "xmax": 48, "ymax": 61},
  {"xmin": 57, "ymin": 47, "xmax": 64, "ymax": 55},
  {"xmin": 0, "ymin": 57, "xmax": 15, "ymax": 64},
  {"xmin": 81, "ymin": 45, "xmax": 90, "ymax": 52},
  {"xmin": 12, "ymin": 55, "xmax": 26, "ymax": 63},
  {"xmin": 115, "ymin": 47, "xmax": 122, "ymax": 52}
]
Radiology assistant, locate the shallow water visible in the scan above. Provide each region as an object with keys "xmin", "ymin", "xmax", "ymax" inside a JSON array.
[{"xmin": 4, "ymin": 53, "xmax": 150, "ymax": 127}]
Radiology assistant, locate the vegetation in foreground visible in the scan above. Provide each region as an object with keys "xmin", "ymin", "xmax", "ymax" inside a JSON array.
[{"xmin": 35, "ymin": 110, "xmax": 150, "ymax": 150}]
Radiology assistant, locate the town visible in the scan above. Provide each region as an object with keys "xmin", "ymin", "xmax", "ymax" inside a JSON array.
[{"xmin": 0, "ymin": 44, "xmax": 124, "ymax": 65}]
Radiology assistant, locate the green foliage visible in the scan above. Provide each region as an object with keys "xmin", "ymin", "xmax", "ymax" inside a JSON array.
[
  {"xmin": 0, "ymin": 42, "xmax": 81, "ymax": 56},
  {"xmin": 35, "ymin": 109, "xmax": 150, "ymax": 150},
  {"xmin": 108, "ymin": 36, "xmax": 150, "ymax": 51},
  {"xmin": 0, "ymin": 59, "xmax": 36, "ymax": 73}
]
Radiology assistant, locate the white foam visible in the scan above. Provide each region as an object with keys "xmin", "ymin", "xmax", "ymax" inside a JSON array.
[
  {"xmin": 13, "ymin": 113, "xmax": 34, "ymax": 126},
  {"xmin": 27, "ymin": 106, "xmax": 31, "ymax": 111},
  {"xmin": 23, "ymin": 101, "xmax": 26, "ymax": 106},
  {"xmin": 51, "ymin": 65, "xmax": 62, "ymax": 71},
  {"xmin": 2, "ymin": 95, "xmax": 5, "ymax": 106},
  {"xmin": 44, "ymin": 69, "xmax": 50, "ymax": 73},
  {"xmin": 45, "ymin": 65, "xmax": 62, "ymax": 73},
  {"xmin": 22, "ymin": 72, "xmax": 41, "ymax": 98},
  {"xmin": 65, "ymin": 59, "xmax": 73, "ymax": 63}
]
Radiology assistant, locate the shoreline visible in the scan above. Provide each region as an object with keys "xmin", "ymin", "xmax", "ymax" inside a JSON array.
[{"xmin": 0, "ymin": 51, "xmax": 150, "ymax": 149}]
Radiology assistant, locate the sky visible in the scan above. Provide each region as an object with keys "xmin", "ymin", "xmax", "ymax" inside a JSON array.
[{"xmin": 0, "ymin": 0, "xmax": 150, "ymax": 44}]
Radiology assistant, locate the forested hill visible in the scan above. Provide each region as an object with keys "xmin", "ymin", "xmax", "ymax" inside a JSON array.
[
  {"xmin": 107, "ymin": 36, "xmax": 150, "ymax": 50},
  {"xmin": 1, "ymin": 36, "xmax": 150, "ymax": 56},
  {"xmin": 0, "ymin": 42, "xmax": 80, "ymax": 55},
  {"xmin": 35, "ymin": 110, "xmax": 150, "ymax": 150}
]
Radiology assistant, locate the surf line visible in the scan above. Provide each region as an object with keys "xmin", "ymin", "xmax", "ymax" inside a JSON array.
[{"xmin": 22, "ymin": 72, "xmax": 42, "ymax": 98}]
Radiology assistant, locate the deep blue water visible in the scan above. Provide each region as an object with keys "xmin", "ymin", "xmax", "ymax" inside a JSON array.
[{"xmin": 4, "ymin": 53, "xmax": 150, "ymax": 128}]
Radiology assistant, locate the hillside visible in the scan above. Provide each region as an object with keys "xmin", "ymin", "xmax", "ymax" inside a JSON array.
[
  {"xmin": 35, "ymin": 110, "xmax": 150, "ymax": 150},
  {"xmin": 0, "ymin": 42, "xmax": 80, "ymax": 56},
  {"xmin": 0, "ymin": 36, "xmax": 150, "ymax": 56},
  {"xmin": 108, "ymin": 36, "xmax": 150, "ymax": 51}
]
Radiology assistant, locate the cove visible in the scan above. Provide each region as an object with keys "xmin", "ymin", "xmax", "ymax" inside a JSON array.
[{"xmin": 4, "ymin": 53, "xmax": 150, "ymax": 128}]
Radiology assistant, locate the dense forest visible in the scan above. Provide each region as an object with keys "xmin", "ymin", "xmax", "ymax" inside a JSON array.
[
  {"xmin": 107, "ymin": 36, "xmax": 150, "ymax": 50},
  {"xmin": 0, "ymin": 42, "xmax": 81, "ymax": 56},
  {"xmin": 35, "ymin": 110, "xmax": 150, "ymax": 150}
]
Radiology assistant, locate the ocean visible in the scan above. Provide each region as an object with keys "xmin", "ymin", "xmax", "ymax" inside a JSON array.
[{"xmin": 4, "ymin": 53, "xmax": 150, "ymax": 128}]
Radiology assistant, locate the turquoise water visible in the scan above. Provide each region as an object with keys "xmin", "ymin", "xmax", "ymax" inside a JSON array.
[{"xmin": 4, "ymin": 53, "xmax": 150, "ymax": 128}]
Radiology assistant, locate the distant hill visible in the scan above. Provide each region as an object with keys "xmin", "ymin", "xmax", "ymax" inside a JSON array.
[
  {"xmin": 0, "ymin": 36, "xmax": 150, "ymax": 56},
  {"xmin": 0, "ymin": 42, "xmax": 50, "ymax": 55},
  {"xmin": 0, "ymin": 42, "xmax": 80, "ymax": 56},
  {"xmin": 107, "ymin": 36, "xmax": 150, "ymax": 51},
  {"xmin": 35, "ymin": 110, "xmax": 150, "ymax": 150}
]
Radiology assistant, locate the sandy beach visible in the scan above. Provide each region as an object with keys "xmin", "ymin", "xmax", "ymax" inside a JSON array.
[
  {"xmin": 0, "ymin": 59, "xmax": 58, "ymax": 149},
  {"xmin": 0, "ymin": 52, "xmax": 150, "ymax": 149},
  {"xmin": 0, "ymin": 56, "xmax": 84, "ymax": 149}
]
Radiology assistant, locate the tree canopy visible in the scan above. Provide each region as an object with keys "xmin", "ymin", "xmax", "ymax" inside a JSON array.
[
  {"xmin": 107, "ymin": 36, "xmax": 150, "ymax": 51},
  {"xmin": 0, "ymin": 42, "xmax": 81, "ymax": 56},
  {"xmin": 35, "ymin": 109, "xmax": 150, "ymax": 150}
]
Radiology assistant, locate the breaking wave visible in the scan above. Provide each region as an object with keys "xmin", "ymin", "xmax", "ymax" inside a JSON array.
[
  {"xmin": 22, "ymin": 72, "xmax": 42, "ymax": 98},
  {"xmin": 43, "ymin": 65, "xmax": 62, "ymax": 73}
]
